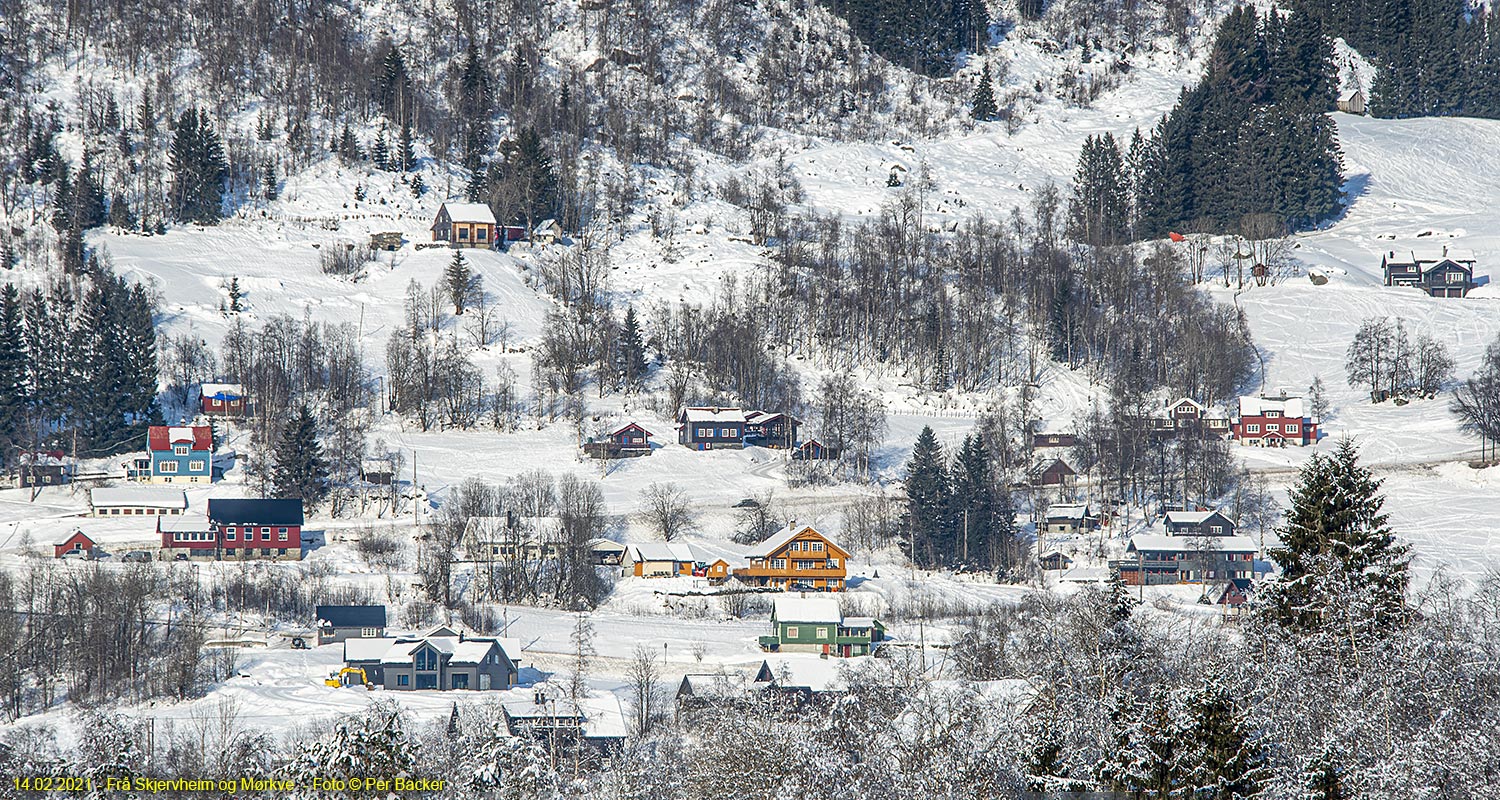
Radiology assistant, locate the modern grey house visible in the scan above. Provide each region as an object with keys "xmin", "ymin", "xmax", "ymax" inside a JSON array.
[
  {"xmin": 343, "ymin": 625, "xmax": 519, "ymax": 691},
  {"xmin": 315, "ymin": 605, "xmax": 387, "ymax": 645}
]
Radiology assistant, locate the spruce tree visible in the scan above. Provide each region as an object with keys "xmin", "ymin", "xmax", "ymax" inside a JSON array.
[
  {"xmin": 270, "ymin": 405, "xmax": 330, "ymax": 508},
  {"xmin": 619, "ymin": 306, "xmax": 649, "ymax": 390},
  {"xmin": 1184, "ymin": 683, "xmax": 1268, "ymax": 799},
  {"xmin": 0, "ymin": 284, "xmax": 28, "ymax": 463},
  {"xmin": 949, "ymin": 434, "xmax": 994, "ymax": 567},
  {"xmin": 1266, "ymin": 438, "xmax": 1411, "ymax": 632},
  {"xmin": 904, "ymin": 426, "xmax": 951, "ymax": 567},
  {"xmin": 169, "ymin": 107, "xmax": 228, "ymax": 224},
  {"xmin": 396, "ymin": 120, "xmax": 416, "ymax": 171},
  {"xmin": 73, "ymin": 151, "xmax": 108, "ymax": 230},
  {"xmin": 371, "ymin": 128, "xmax": 390, "ymax": 170},
  {"xmin": 444, "ymin": 251, "xmax": 474, "ymax": 315},
  {"xmin": 227, "ymin": 276, "xmax": 244, "ymax": 312},
  {"xmin": 970, "ymin": 61, "xmax": 998, "ymax": 121}
]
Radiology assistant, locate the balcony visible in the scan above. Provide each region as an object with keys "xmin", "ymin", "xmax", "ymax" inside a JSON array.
[{"xmin": 734, "ymin": 564, "xmax": 847, "ymax": 579}]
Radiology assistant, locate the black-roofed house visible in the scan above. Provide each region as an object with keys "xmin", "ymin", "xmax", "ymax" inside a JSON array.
[
  {"xmin": 316, "ymin": 605, "xmax": 387, "ymax": 645},
  {"xmin": 157, "ymin": 498, "xmax": 305, "ymax": 561}
]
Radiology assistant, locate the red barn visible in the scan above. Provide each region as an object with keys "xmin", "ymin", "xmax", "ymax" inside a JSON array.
[
  {"xmin": 1232, "ymin": 394, "xmax": 1318, "ymax": 447},
  {"xmin": 54, "ymin": 531, "xmax": 95, "ymax": 559}
]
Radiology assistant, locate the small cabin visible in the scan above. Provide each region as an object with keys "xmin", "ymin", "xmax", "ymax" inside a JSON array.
[
  {"xmin": 608, "ymin": 423, "xmax": 653, "ymax": 453},
  {"xmin": 200, "ymin": 383, "xmax": 248, "ymax": 417},
  {"xmin": 1031, "ymin": 458, "xmax": 1076, "ymax": 487},
  {"xmin": 431, "ymin": 202, "xmax": 497, "ymax": 248},
  {"xmin": 791, "ymin": 439, "xmax": 840, "ymax": 461},
  {"xmin": 54, "ymin": 531, "xmax": 96, "ymax": 559},
  {"xmin": 533, "ymin": 218, "xmax": 563, "ymax": 245},
  {"xmin": 1336, "ymin": 89, "xmax": 1366, "ymax": 115}
]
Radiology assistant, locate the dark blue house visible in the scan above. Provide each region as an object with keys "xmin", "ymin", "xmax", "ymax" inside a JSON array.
[{"xmin": 676, "ymin": 407, "xmax": 748, "ymax": 449}]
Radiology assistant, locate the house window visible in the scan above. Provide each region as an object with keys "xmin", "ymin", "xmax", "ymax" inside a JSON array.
[
  {"xmin": 816, "ymin": 627, "xmax": 828, "ymax": 639},
  {"xmin": 278, "ymin": 529, "xmax": 289, "ymax": 541},
  {"xmin": 811, "ymin": 541, "xmax": 824, "ymax": 551},
  {"xmin": 398, "ymin": 674, "xmax": 409, "ymax": 686},
  {"xmin": 1286, "ymin": 424, "xmax": 1299, "ymax": 434},
  {"xmin": 1266, "ymin": 424, "xmax": 1279, "ymax": 432},
  {"xmin": 1210, "ymin": 525, "xmax": 1223, "ymax": 535},
  {"xmin": 1266, "ymin": 411, "xmax": 1281, "ymax": 418},
  {"xmin": 787, "ymin": 626, "xmax": 799, "ymax": 638},
  {"xmin": 415, "ymin": 647, "xmax": 438, "ymax": 671},
  {"xmin": 1449, "ymin": 271, "xmax": 1464, "ymax": 283},
  {"xmin": 174, "ymin": 445, "xmax": 189, "ymax": 456},
  {"xmin": 697, "ymin": 427, "xmax": 710, "ymax": 438},
  {"xmin": 225, "ymin": 547, "xmax": 235, "ymax": 555},
  {"xmin": 1247, "ymin": 424, "xmax": 1260, "ymax": 433},
  {"xmin": 159, "ymin": 461, "xmax": 178, "ymax": 473},
  {"xmin": 721, "ymin": 428, "xmax": 734, "ymax": 437},
  {"xmin": 226, "ymin": 530, "xmax": 236, "ymax": 540},
  {"xmin": 828, "ymin": 558, "xmax": 839, "ymax": 567},
  {"xmin": 475, "ymin": 228, "xmax": 487, "ymax": 241},
  {"xmin": 452, "ymin": 673, "xmax": 469, "ymax": 689},
  {"xmin": 361, "ymin": 628, "xmax": 380, "ymax": 637},
  {"xmin": 771, "ymin": 559, "xmax": 786, "ymax": 570},
  {"xmin": 189, "ymin": 460, "xmax": 205, "ymax": 472},
  {"xmin": 458, "ymin": 227, "xmax": 469, "ymax": 240}
]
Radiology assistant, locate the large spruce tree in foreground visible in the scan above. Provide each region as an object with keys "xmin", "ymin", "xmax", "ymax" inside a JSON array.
[
  {"xmin": 1265, "ymin": 438, "xmax": 1410, "ymax": 633},
  {"xmin": 271, "ymin": 405, "xmax": 330, "ymax": 508}
]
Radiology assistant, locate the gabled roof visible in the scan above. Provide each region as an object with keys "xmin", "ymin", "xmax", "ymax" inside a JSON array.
[
  {"xmin": 1128, "ymin": 534, "xmax": 1258, "ymax": 554},
  {"xmin": 754, "ymin": 655, "xmax": 869, "ymax": 692},
  {"xmin": 344, "ymin": 637, "xmax": 398, "ymax": 662},
  {"xmin": 316, "ymin": 605, "xmax": 386, "ymax": 629},
  {"xmin": 91, "ymin": 487, "xmax": 188, "ymax": 509},
  {"xmin": 200, "ymin": 383, "xmax": 245, "ymax": 399},
  {"xmin": 1164, "ymin": 510, "xmax": 1225, "ymax": 526},
  {"xmin": 743, "ymin": 525, "xmax": 847, "ymax": 559},
  {"xmin": 1166, "ymin": 396, "xmax": 1205, "ymax": 413},
  {"xmin": 1044, "ymin": 503, "xmax": 1089, "ymax": 521},
  {"xmin": 772, "ymin": 596, "xmax": 841, "ymax": 624},
  {"xmin": 679, "ymin": 672, "xmax": 747, "ymax": 698},
  {"xmin": 207, "ymin": 498, "xmax": 304, "ymax": 526},
  {"xmin": 628, "ymin": 542, "xmax": 697, "ymax": 562},
  {"xmin": 1338, "ymin": 88, "xmax": 1361, "ymax": 102},
  {"xmin": 54, "ymin": 530, "xmax": 94, "ymax": 547},
  {"xmin": 587, "ymin": 537, "xmax": 627, "ymax": 553},
  {"xmin": 148, "ymin": 425, "xmax": 212, "ymax": 451},
  {"xmin": 678, "ymin": 407, "xmax": 747, "ymax": 424},
  {"xmin": 1033, "ymin": 458, "xmax": 1075, "ymax": 475},
  {"xmin": 1237, "ymin": 395, "xmax": 1307, "ymax": 420},
  {"xmin": 439, "ymin": 202, "xmax": 496, "ymax": 225},
  {"xmin": 610, "ymin": 422, "xmax": 653, "ymax": 437}
]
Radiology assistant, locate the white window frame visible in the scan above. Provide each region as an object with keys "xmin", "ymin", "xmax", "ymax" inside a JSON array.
[
  {"xmin": 158, "ymin": 461, "xmax": 178, "ymax": 473},
  {"xmin": 174, "ymin": 445, "xmax": 189, "ymax": 456},
  {"xmin": 188, "ymin": 460, "xmax": 205, "ymax": 472},
  {"xmin": 1247, "ymin": 424, "xmax": 1260, "ymax": 433}
]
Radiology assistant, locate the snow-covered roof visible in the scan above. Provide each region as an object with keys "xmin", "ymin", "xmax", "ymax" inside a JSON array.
[
  {"xmin": 1237, "ymin": 395, "xmax": 1307, "ymax": 419},
  {"xmin": 441, "ymin": 202, "xmax": 496, "ymax": 224},
  {"xmin": 679, "ymin": 673, "xmax": 747, "ymax": 698},
  {"xmin": 1164, "ymin": 510, "xmax": 1218, "ymax": 526},
  {"xmin": 1338, "ymin": 88, "xmax": 1361, "ymax": 101},
  {"xmin": 90, "ymin": 487, "xmax": 188, "ymax": 509},
  {"xmin": 755, "ymin": 655, "xmax": 869, "ymax": 692},
  {"xmin": 773, "ymin": 596, "xmax": 841, "ymax": 624},
  {"xmin": 628, "ymin": 542, "xmax": 697, "ymax": 562},
  {"xmin": 1128, "ymin": 534, "xmax": 1258, "ymax": 554},
  {"xmin": 588, "ymin": 537, "xmax": 627, "ymax": 553},
  {"xmin": 743, "ymin": 525, "xmax": 842, "ymax": 559},
  {"xmin": 344, "ymin": 637, "xmax": 398, "ymax": 662},
  {"xmin": 158, "ymin": 514, "xmax": 212, "ymax": 533},
  {"xmin": 678, "ymin": 407, "xmax": 747, "ymax": 423},
  {"xmin": 1044, "ymin": 503, "xmax": 1089, "ymax": 521},
  {"xmin": 1167, "ymin": 396, "xmax": 1204, "ymax": 412},
  {"xmin": 843, "ymin": 616, "xmax": 879, "ymax": 629},
  {"xmin": 376, "ymin": 634, "xmax": 516, "ymax": 665},
  {"xmin": 534, "ymin": 218, "xmax": 560, "ymax": 231},
  {"xmin": 200, "ymin": 383, "xmax": 244, "ymax": 398}
]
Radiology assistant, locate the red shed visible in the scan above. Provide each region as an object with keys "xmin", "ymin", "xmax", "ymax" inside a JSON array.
[{"xmin": 54, "ymin": 531, "xmax": 95, "ymax": 559}]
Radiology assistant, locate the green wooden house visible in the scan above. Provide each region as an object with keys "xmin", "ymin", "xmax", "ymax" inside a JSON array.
[{"xmin": 759, "ymin": 596, "xmax": 885, "ymax": 657}]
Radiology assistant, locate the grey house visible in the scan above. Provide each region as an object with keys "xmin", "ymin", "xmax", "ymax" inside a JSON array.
[
  {"xmin": 1163, "ymin": 510, "xmax": 1236, "ymax": 538},
  {"xmin": 316, "ymin": 605, "xmax": 387, "ymax": 645},
  {"xmin": 344, "ymin": 626, "xmax": 519, "ymax": 691}
]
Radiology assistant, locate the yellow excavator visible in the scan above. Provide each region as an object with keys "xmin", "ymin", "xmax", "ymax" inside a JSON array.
[{"xmin": 325, "ymin": 667, "xmax": 374, "ymax": 690}]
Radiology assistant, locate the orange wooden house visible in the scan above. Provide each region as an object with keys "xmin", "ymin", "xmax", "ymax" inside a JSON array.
[
  {"xmin": 733, "ymin": 525, "xmax": 848, "ymax": 592},
  {"xmin": 431, "ymin": 202, "xmax": 497, "ymax": 248}
]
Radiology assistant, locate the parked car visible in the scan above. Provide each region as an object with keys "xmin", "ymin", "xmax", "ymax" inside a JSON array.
[{"xmin": 122, "ymin": 550, "xmax": 152, "ymax": 563}]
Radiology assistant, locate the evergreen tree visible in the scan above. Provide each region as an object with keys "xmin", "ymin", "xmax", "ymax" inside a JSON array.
[
  {"xmin": 1304, "ymin": 748, "xmax": 1346, "ymax": 800},
  {"xmin": 444, "ymin": 251, "xmax": 476, "ymax": 315},
  {"xmin": 262, "ymin": 163, "xmax": 278, "ymax": 201},
  {"xmin": 270, "ymin": 405, "xmax": 330, "ymax": 508},
  {"xmin": 227, "ymin": 276, "xmax": 244, "ymax": 312},
  {"xmin": 1184, "ymin": 683, "xmax": 1268, "ymax": 799},
  {"xmin": 0, "ymin": 284, "xmax": 28, "ymax": 463},
  {"xmin": 618, "ymin": 306, "xmax": 649, "ymax": 390},
  {"xmin": 73, "ymin": 151, "xmax": 108, "ymax": 230},
  {"xmin": 337, "ymin": 124, "xmax": 361, "ymax": 163},
  {"xmin": 371, "ymin": 128, "xmax": 390, "ymax": 170},
  {"xmin": 970, "ymin": 60, "xmax": 998, "ymax": 121},
  {"xmin": 410, "ymin": 173, "xmax": 425, "ymax": 198},
  {"xmin": 169, "ymin": 107, "xmax": 228, "ymax": 224},
  {"xmin": 375, "ymin": 45, "xmax": 413, "ymax": 122},
  {"xmin": 457, "ymin": 43, "xmax": 493, "ymax": 172},
  {"xmin": 1266, "ymin": 438, "xmax": 1411, "ymax": 633},
  {"xmin": 949, "ymin": 434, "xmax": 994, "ymax": 567},
  {"xmin": 1067, "ymin": 133, "xmax": 1130, "ymax": 245},
  {"xmin": 904, "ymin": 426, "xmax": 951, "ymax": 567},
  {"xmin": 108, "ymin": 192, "xmax": 135, "ymax": 229},
  {"xmin": 491, "ymin": 127, "xmax": 558, "ymax": 230},
  {"xmin": 396, "ymin": 120, "xmax": 416, "ymax": 171}
]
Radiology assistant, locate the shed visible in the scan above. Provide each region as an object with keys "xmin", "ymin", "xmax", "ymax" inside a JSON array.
[
  {"xmin": 1336, "ymin": 89, "xmax": 1366, "ymax": 115},
  {"xmin": 54, "ymin": 531, "xmax": 96, "ymax": 559}
]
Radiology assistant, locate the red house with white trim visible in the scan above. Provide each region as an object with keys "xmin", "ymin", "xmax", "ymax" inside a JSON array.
[
  {"xmin": 54, "ymin": 531, "xmax": 95, "ymax": 559},
  {"xmin": 1232, "ymin": 394, "xmax": 1318, "ymax": 447}
]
